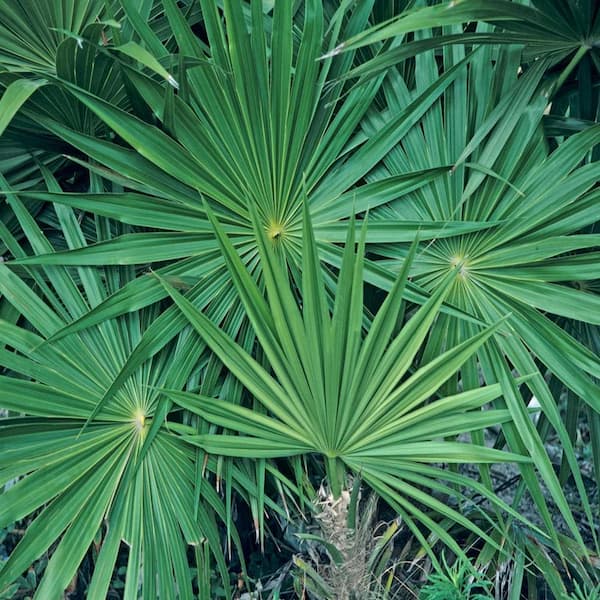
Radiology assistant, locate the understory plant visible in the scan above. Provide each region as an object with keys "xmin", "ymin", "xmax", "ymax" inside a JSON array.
[
  {"xmin": 418, "ymin": 553, "xmax": 492, "ymax": 600},
  {"xmin": 0, "ymin": 0, "xmax": 598, "ymax": 597}
]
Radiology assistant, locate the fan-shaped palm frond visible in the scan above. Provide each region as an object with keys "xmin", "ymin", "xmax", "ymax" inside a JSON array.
[
  {"xmin": 0, "ymin": 190, "xmax": 255, "ymax": 598},
  {"xmin": 360, "ymin": 38, "xmax": 600, "ymax": 554},
  {"xmin": 158, "ymin": 202, "xmax": 539, "ymax": 569},
  {"xmin": 336, "ymin": 0, "xmax": 600, "ymax": 99}
]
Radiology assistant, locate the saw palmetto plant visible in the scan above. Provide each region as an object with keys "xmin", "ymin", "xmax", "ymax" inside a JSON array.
[
  {"xmin": 0, "ymin": 187, "xmax": 265, "ymax": 599},
  {"xmin": 359, "ymin": 33, "xmax": 600, "ymax": 556},
  {"xmin": 0, "ymin": 0, "xmax": 599, "ymax": 597},
  {"xmin": 160, "ymin": 204, "xmax": 536, "ymax": 560}
]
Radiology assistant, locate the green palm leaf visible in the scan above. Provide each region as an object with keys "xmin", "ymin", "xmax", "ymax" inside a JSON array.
[
  {"xmin": 159, "ymin": 203, "xmax": 537, "ymax": 565},
  {"xmin": 0, "ymin": 195, "xmax": 252, "ymax": 598},
  {"xmin": 335, "ymin": 0, "xmax": 600, "ymax": 101},
  {"xmin": 362, "ymin": 40, "xmax": 599, "ymax": 554}
]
